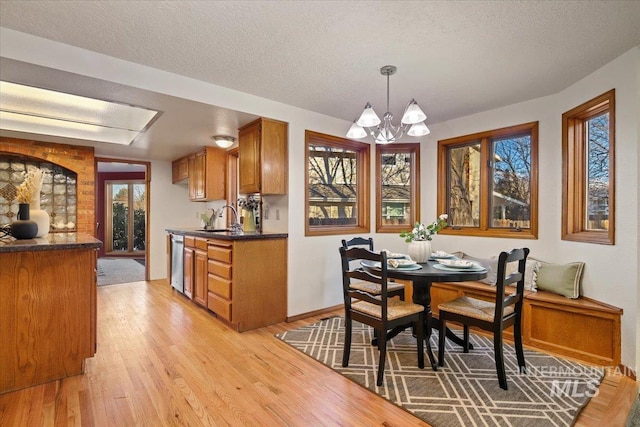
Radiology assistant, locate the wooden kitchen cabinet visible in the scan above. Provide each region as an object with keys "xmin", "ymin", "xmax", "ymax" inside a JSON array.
[
  {"xmin": 183, "ymin": 237, "xmax": 195, "ymax": 299},
  {"xmin": 206, "ymin": 237, "xmax": 287, "ymax": 331},
  {"xmin": 187, "ymin": 146, "xmax": 226, "ymax": 201},
  {"xmin": 238, "ymin": 117, "xmax": 288, "ymax": 195},
  {"xmin": 193, "ymin": 238, "xmax": 208, "ymax": 307},
  {"xmin": 1, "ymin": 238, "xmax": 100, "ymax": 394},
  {"xmin": 172, "ymin": 155, "xmax": 189, "ymax": 183}
]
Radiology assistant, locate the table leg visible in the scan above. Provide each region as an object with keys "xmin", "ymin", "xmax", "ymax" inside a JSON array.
[{"xmin": 411, "ymin": 281, "xmax": 437, "ymax": 370}]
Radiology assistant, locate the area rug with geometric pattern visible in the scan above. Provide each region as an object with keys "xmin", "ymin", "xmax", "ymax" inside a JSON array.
[{"xmin": 276, "ymin": 317, "xmax": 604, "ymax": 427}]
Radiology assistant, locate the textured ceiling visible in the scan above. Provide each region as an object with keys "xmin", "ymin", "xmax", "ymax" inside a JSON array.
[{"xmin": 1, "ymin": 1, "xmax": 639, "ymax": 160}]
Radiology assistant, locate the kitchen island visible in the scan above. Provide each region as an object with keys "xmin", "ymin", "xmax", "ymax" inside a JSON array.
[
  {"xmin": 166, "ymin": 228, "xmax": 287, "ymax": 331},
  {"xmin": 0, "ymin": 233, "xmax": 101, "ymax": 394}
]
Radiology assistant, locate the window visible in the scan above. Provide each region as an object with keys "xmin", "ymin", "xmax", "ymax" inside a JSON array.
[
  {"xmin": 562, "ymin": 90, "xmax": 615, "ymax": 245},
  {"xmin": 376, "ymin": 143, "xmax": 420, "ymax": 232},
  {"xmin": 105, "ymin": 180, "xmax": 146, "ymax": 253},
  {"xmin": 305, "ymin": 130, "xmax": 370, "ymax": 236},
  {"xmin": 437, "ymin": 122, "xmax": 538, "ymax": 239}
]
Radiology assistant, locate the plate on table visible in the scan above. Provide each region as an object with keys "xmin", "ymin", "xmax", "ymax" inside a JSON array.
[
  {"xmin": 438, "ymin": 259, "xmax": 477, "ymax": 269},
  {"xmin": 381, "ymin": 250, "xmax": 409, "ymax": 259},
  {"xmin": 361, "ymin": 260, "xmax": 422, "ymax": 271},
  {"xmin": 429, "ymin": 251, "xmax": 456, "ymax": 260},
  {"xmin": 388, "ymin": 259, "xmax": 418, "ymax": 268},
  {"xmin": 432, "ymin": 263, "xmax": 486, "ymax": 273}
]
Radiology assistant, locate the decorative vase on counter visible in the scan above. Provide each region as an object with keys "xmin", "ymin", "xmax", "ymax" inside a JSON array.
[
  {"xmin": 29, "ymin": 199, "xmax": 50, "ymax": 238},
  {"xmin": 242, "ymin": 209, "xmax": 256, "ymax": 231},
  {"xmin": 242, "ymin": 208, "xmax": 256, "ymax": 232},
  {"xmin": 407, "ymin": 240, "xmax": 432, "ymax": 263},
  {"xmin": 11, "ymin": 203, "xmax": 38, "ymax": 239}
]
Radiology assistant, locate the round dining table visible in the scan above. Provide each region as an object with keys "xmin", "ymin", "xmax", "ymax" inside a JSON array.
[{"xmin": 362, "ymin": 259, "xmax": 488, "ymax": 369}]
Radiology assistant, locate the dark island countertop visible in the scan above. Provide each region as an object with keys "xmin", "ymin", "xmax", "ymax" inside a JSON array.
[
  {"xmin": 166, "ymin": 228, "xmax": 288, "ymax": 241},
  {"xmin": 0, "ymin": 233, "xmax": 102, "ymax": 253}
]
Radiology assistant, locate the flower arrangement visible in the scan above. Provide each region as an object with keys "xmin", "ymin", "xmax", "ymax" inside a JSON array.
[
  {"xmin": 16, "ymin": 168, "xmax": 44, "ymax": 205},
  {"xmin": 238, "ymin": 195, "xmax": 260, "ymax": 211},
  {"xmin": 399, "ymin": 214, "xmax": 448, "ymax": 242}
]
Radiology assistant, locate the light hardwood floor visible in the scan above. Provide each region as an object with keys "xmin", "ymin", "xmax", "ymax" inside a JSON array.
[{"xmin": 0, "ymin": 280, "xmax": 636, "ymax": 426}]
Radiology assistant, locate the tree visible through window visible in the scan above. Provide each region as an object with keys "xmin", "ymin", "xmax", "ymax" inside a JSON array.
[
  {"xmin": 438, "ymin": 122, "xmax": 538, "ymax": 239},
  {"xmin": 377, "ymin": 144, "xmax": 420, "ymax": 232},
  {"xmin": 107, "ymin": 181, "xmax": 146, "ymax": 252},
  {"xmin": 562, "ymin": 89, "xmax": 615, "ymax": 245},
  {"xmin": 305, "ymin": 131, "xmax": 369, "ymax": 236}
]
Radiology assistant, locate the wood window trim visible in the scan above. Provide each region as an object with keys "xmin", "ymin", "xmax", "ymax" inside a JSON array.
[
  {"xmin": 376, "ymin": 143, "xmax": 420, "ymax": 233},
  {"xmin": 562, "ymin": 89, "xmax": 615, "ymax": 245},
  {"xmin": 437, "ymin": 121, "xmax": 539, "ymax": 239},
  {"xmin": 104, "ymin": 179, "xmax": 146, "ymax": 254},
  {"xmin": 305, "ymin": 130, "xmax": 370, "ymax": 236}
]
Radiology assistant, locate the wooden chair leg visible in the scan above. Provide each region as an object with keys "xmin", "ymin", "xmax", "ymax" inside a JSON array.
[
  {"xmin": 416, "ymin": 315, "xmax": 424, "ymax": 369},
  {"xmin": 514, "ymin": 314, "xmax": 526, "ymax": 374},
  {"xmin": 376, "ymin": 328, "xmax": 387, "ymax": 386},
  {"xmin": 494, "ymin": 330, "xmax": 508, "ymax": 390},
  {"xmin": 342, "ymin": 317, "xmax": 352, "ymax": 367},
  {"xmin": 438, "ymin": 314, "xmax": 446, "ymax": 367},
  {"xmin": 463, "ymin": 325, "xmax": 470, "ymax": 353}
]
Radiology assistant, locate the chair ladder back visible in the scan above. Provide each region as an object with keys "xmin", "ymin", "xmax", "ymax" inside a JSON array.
[
  {"xmin": 493, "ymin": 248, "xmax": 529, "ymax": 321},
  {"xmin": 342, "ymin": 237, "xmax": 374, "ymax": 250},
  {"xmin": 339, "ymin": 246, "xmax": 390, "ymax": 317}
]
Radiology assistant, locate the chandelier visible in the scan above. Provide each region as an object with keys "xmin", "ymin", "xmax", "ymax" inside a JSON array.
[{"xmin": 347, "ymin": 65, "xmax": 430, "ymax": 144}]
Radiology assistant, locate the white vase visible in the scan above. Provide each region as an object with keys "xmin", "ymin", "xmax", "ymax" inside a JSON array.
[
  {"xmin": 29, "ymin": 209, "xmax": 50, "ymax": 237},
  {"xmin": 407, "ymin": 240, "xmax": 432, "ymax": 263},
  {"xmin": 29, "ymin": 200, "xmax": 50, "ymax": 237}
]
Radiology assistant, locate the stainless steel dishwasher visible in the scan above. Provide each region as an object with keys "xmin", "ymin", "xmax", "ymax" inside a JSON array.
[{"xmin": 170, "ymin": 234, "xmax": 185, "ymax": 294}]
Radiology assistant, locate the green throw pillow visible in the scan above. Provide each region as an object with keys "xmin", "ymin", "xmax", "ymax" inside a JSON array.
[{"xmin": 533, "ymin": 261, "xmax": 584, "ymax": 299}]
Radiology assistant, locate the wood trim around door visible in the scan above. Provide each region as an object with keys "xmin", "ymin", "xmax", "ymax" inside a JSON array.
[{"xmin": 95, "ymin": 157, "xmax": 151, "ymax": 281}]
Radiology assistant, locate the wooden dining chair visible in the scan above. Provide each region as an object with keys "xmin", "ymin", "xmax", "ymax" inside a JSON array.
[
  {"xmin": 339, "ymin": 246, "xmax": 425, "ymax": 386},
  {"xmin": 437, "ymin": 247, "xmax": 530, "ymax": 390},
  {"xmin": 341, "ymin": 237, "xmax": 405, "ymax": 299}
]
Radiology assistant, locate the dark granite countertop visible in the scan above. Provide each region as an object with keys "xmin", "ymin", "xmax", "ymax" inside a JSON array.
[
  {"xmin": 166, "ymin": 228, "xmax": 288, "ymax": 241},
  {"xmin": 0, "ymin": 233, "xmax": 102, "ymax": 253}
]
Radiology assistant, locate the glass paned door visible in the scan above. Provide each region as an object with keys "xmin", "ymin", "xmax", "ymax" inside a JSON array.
[{"xmin": 106, "ymin": 180, "xmax": 146, "ymax": 253}]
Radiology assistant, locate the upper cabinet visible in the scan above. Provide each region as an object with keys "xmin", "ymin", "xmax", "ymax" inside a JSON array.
[
  {"xmin": 171, "ymin": 155, "xmax": 189, "ymax": 183},
  {"xmin": 238, "ymin": 118, "xmax": 288, "ymax": 195},
  {"xmin": 183, "ymin": 147, "xmax": 226, "ymax": 201}
]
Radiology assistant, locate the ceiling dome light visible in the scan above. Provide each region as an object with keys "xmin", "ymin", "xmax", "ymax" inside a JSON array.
[{"xmin": 212, "ymin": 135, "xmax": 235, "ymax": 148}]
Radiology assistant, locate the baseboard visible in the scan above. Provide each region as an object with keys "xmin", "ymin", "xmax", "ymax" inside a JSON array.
[
  {"xmin": 287, "ymin": 304, "xmax": 343, "ymax": 323},
  {"xmin": 617, "ymin": 364, "xmax": 637, "ymax": 381}
]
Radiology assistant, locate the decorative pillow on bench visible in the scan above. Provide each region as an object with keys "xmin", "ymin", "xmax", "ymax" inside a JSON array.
[{"xmin": 530, "ymin": 259, "xmax": 585, "ymax": 299}]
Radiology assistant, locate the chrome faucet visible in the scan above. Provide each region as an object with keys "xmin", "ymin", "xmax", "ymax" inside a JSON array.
[{"xmin": 222, "ymin": 205, "xmax": 243, "ymax": 233}]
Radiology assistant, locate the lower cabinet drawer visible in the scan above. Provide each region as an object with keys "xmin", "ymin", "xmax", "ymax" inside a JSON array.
[
  {"xmin": 208, "ymin": 260, "xmax": 231, "ymax": 279},
  {"xmin": 208, "ymin": 245, "xmax": 232, "ymax": 263},
  {"xmin": 207, "ymin": 292, "xmax": 231, "ymax": 321},
  {"xmin": 208, "ymin": 274, "xmax": 232, "ymax": 299}
]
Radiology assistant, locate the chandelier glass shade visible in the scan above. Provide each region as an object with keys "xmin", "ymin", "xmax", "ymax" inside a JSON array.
[{"xmin": 347, "ymin": 65, "xmax": 430, "ymax": 144}]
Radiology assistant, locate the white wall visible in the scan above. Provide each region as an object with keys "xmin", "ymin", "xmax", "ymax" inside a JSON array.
[
  {"xmin": 2, "ymin": 29, "xmax": 638, "ymax": 370},
  {"xmin": 148, "ymin": 160, "xmax": 203, "ymax": 280},
  {"xmin": 636, "ymin": 47, "xmax": 640, "ymax": 378}
]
